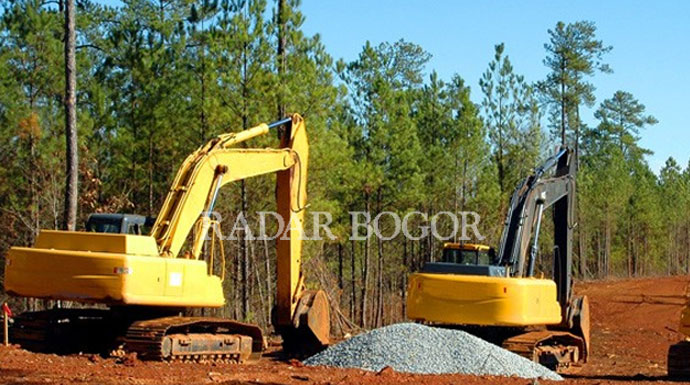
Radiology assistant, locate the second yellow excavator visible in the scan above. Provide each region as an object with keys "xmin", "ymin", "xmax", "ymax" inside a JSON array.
[
  {"xmin": 407, "ymin": 147, "xmax": 590, "ymax": 372},
  {"xmin": 4, "ymin": 114, "xmax": 329, "ymax": 361}
]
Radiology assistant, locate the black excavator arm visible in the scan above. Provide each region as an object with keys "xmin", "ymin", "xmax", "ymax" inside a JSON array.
[
  {"xmin": 496, "ymin": 147, "xmax": 576, "ymax": 313},
  {"xmin": 492, "ymin": 147, "xmax": 590, "ymax": 367}
]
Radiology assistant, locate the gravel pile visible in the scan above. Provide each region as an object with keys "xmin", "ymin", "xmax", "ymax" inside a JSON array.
[{"xmin": 304, "ymin": 323, "xmax": 562, "ymax": 380}]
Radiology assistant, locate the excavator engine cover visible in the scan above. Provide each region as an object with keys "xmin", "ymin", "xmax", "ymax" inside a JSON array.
[
  {"xmin": 406, "ymin": 273, "xmax": 562, "ymax": 326},
  {"xmin": 4, "ymin": 231, "xmax": 225, "ymax": 308}
]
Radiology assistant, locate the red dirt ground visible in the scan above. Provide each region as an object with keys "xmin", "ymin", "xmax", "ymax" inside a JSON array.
[{"xmin": 1, "ymin": 276, "xmax": 689, "ymax": 385}]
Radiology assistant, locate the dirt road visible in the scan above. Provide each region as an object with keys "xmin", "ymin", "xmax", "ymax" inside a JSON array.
[{"xmin": 1, "ymin": 276, "xmax": 688, "ymax": 385}]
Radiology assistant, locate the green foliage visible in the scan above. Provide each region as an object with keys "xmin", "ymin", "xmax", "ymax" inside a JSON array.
[
  {"xmin": 594, "ymin": 90, "xmax": 657, "ymax": 159},
  {"xmin": 579, "ymin": 90, "xmax": 669, "ymax": 277},
  {"xmin": 539, "ymin": 20, "xmax": 612, "ymax": 146},
  {"xmin": 479, "ymin": 43, "xmax": 542, "ymax": 203}
]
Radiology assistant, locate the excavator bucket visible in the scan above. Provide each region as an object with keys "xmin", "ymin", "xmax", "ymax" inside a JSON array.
[
  {"xmin": 569, "ymin": 295, "xmax": 591, "ymax": 360},
  {"xmin": 278, "ymin": 289, "xmax": 330, "ymax": 356}
]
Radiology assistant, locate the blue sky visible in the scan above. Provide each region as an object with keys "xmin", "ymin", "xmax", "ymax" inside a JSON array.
[{"xmin": 102, "ymin": 0, "xmax": 689, "ymax": 173}]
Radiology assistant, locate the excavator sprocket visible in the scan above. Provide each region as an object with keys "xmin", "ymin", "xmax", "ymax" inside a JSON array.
[
  {"xmin": 502, "ymin": 295, "xmax": 590, "ymax": 373},
  {"xmin": 124, "ymin": 316, "xmax": 264, "ymax": 362},
  {"xmin": 503, "ymin": 330, "xmax": 585, "ymax": 372}
]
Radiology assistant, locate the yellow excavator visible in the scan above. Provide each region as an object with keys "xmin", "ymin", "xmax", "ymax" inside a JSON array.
[
  {"xmin": 407, "ymin": 147, "xmax": 590, "ymax": 373},
  {"xmin": 3, "ymin": 114, "xmax": 329, "ymax": 361}
]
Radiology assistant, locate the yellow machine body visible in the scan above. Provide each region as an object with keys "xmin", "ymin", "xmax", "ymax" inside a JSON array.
[
  {"xmin": 5, "ymin": 231, "xmax": 224, "ymax": 307},
  {"xmin": 406, "ymin": 272, "xmax": 562, "ymax": 327}
]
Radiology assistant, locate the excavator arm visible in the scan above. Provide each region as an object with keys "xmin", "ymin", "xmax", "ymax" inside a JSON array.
[
  {"xmin": 497, "ymin": 147, "xmax": 576, "ymax": 306},
  {"xmin": 495, "ymin": 147, "xmax": 589, "ymax": 358}
]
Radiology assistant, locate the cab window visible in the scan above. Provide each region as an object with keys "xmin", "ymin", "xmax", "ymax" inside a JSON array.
[
  {"xmin": 441, "ymin": 247, "xmax": 495, "ymax": 265},
  {"xmin": 441, "ymin": 248, "xmax": 478, "ymax": 264},
  {"xmin": 127, "ymin": 223, "xmax": 141, "ymax": 235},
  {"xmin": 86, "ymin": 221, "xmax": 121, "ymax": 234},
  {"xmin": 477, "ymin": 249, "xmax": 492, "ymax": 265}
]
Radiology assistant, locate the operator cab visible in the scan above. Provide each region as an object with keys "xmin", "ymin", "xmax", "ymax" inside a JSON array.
[
  {"xmin": 441, "ymin": 243, "xmax": 496, "ymax": 265},
  {"xmin": 85, "ymin": 213, "xmax": 155, "ymax": 235},
  {"xmin": 421, "ymin": 242, "xmax": 506, "ymax": 277}
]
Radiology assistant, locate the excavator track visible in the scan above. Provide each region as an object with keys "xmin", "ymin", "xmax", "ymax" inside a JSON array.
[
  {"xmin": 9, "ymin": 309, "xmax": 122, "ymax": 354},
  {"xmin": 502, "ymin": 330, "xmax": 585, "ymax": 372},
  {"xmin": 124, "ymin": 316, "xmax": 264, "ymax": 363}
]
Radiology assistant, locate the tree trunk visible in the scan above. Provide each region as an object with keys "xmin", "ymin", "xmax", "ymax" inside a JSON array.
[
  {"xmin": 253, "ymin": 243, "xmax": 266, "ymax": 326},
  {"xmin": 596, "ymin": 230, "xmax": 602, "ymax": 278},
  {"xmin": 604, "ymin": 220, "xmax": 611, "ymax": 277},
  {"xmin": 427, "ymin": 206, "xmax": 434, "ymax": 262},
  {"xmin": 29, "ymin": 133, "xmax": 38, "ymax": 244},
  {"xmin": 360, "ymin": 194, "xmax": 370, "ymax": 328},
  {"xmin": 240, "ymin": 180, "xmax": 249, "ymax": 320},
  {"xmin": 574, "ymin": 107, "xmax": 580, "ymax": 170},
  {"xmin": 129, "ymin": 69, "xmax": 138, "ymax": 209},
  {"xmin": 338, "ymin": 243, "xmax": 343, "ymax": 290},
  {"xmin": 401, "ymin": 238, "xmax": 407, "ymax": 320},
  {"xmin": 374, "ymin": 190, "xmax": 383, "ymax": 328},
  {"xmin": 248, "ymin": 238, "xmax": 257, "ymax": 322},
  {"xmin": 200, "ymin": 38, "xmax": 207, "ymax": 143},
  {"xmin": 63, "ymin": 0, "xmax": 78, "ymax": 231},
  {"xmin": 376, "ymin": 233, "xmax": 383, "ymax": 328},
  {"xmin": 685, "ymin": 224, "xmax": 690, "ymax": 274},
  {"xmin": 240, "ymin": 34, "xmax": 250, "ymax": 320},
  {"xmin": 461, "ymin": 158, "xmax": 468, "ymax": 212},
  {"xmin": 560, "ymin": 60, "xmax": 567, "ymax": 146},
  {"xmin": 233, "ymin": 236, "xmax": 241, "ymax": 319},
  {"xmin": 628, "ymin": 220, "xmax": 633, "ymax": 277},
  {"xmin": 578, "ymin": 223, "xmax": 586, "ymax": 279},
  {"xmin": 148, "ymin": 135, "xmax": 154, "ymax": 216},
  {"xmin": 638, "ymin": 236, "xmax": 649, "ymax": 274},
  {"xmin": 276, "ymin": 0, "xmax": 287, "ymax": 119},
  {"xmin": 263, "ymin": 237, "xmax": 272, "ymax": 326},
  {"xmin": 350, "ymin": 239, "xmax": 356, "ymax": 320}
]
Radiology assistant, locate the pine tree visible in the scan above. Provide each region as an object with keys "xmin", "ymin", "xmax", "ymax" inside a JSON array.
[
  {"xmin": 594, "ymin": 90, "xmax": 658, "ymax": 158},
  {"xmin": 480, "ymin": 43, "xmax": 541, "ymax": 205},
  {"xmin": 539, "ymin": 21, "xmax": 611, "ymax": 156},
  {"xmin": 579, "ymin": 91, "xmax": 657, "ymax": 277}
]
